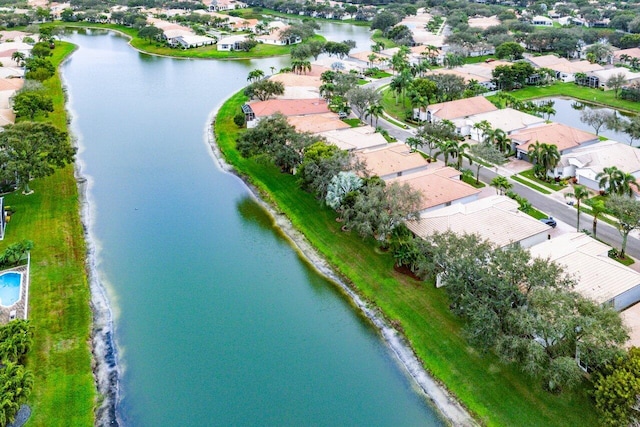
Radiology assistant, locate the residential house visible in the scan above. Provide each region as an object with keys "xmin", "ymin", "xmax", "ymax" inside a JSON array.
[
  {"xmin": 415, "ymin": 96, "xmax": 498, "ymax": 135},
  {"xmin": 468, "ymin": 108, "xmax": 545, "ymax": 141},
  {"xmin": 216, "ymin": 35, "xmax": 248, "ymax": 51},
  {"xmin": 588, "ymin": 68, "xmax": 640, "ymax": 90},
  {"xmin": 511, "ymin": 123, "xmax": 599, "ymax": 162},
  {"xmin": 242, "ymin": 98, "xmax": 330, "ymax": 128},
  {"xmin": 526, "ymin": 54, "xmax": 603, "ymax": 82},
  {"xmin": 287, "ymin": 113, "xmax": 351, "ymax": 134},
  {"xmin": 355, "ymin": 143, "xmax": 430, "ymax": 180},
  {"xmin": 320, "ymin": 126, "xmax": 388, "ymax": 152},
  {"xmin": 613, "ymin": 47, "xmax": 640, "ymax": 64},
  {"xmin": 557, "ymin": 140, "xmax": 640, "ymax": 188},
  {"xmin": 529, "ymin": 232, "xmax": 640, "ymax": 311},
  {"xmin": 208, "ymin": 0, "xmax": 247, "ymax": 12},
  {"xmin": 406, "ymin": 195, "xmax": 551, "ymax": 251},
  {"xmin": 256, "ymin": 26, "xmax": 301, "ymax": 46},
  {"xmin": 269, "ymin": 72, "xmax": 322, "ymax": 100},
  {"xmin": 387, "ymin": 166, "xmax": 481, "ymax": 214},
  {"xmin": 531, "ymin": 15, "xmax": 553, "ymax": 26}
]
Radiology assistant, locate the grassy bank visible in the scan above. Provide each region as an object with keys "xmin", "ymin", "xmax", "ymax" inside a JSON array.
[
  {"xmin": 3, "ymin": 42, "xmax": 95, "ymax": 425},
  {"xmin": 504, "ymin": 82, "xmax": 640, "ymax": 113},
  {"xmin": 215, "ymin": 90, "xmax": 600, "ymax": 426},
  {"xmin": 56, "ymin": 22, "xmax": 324, "ymax": 59}
]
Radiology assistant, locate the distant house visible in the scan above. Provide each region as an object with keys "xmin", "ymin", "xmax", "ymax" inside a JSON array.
[
  {"xmin": 217, "ymin": 35, "xmax": 248, "ymax": 51},
  {"xmin": 355, "ymin": 143, "xmax": 430, "ymax": 180},
  {"xmin": 387, "ymin": 166, "xmax": 481, "ymax": 213},
  {"xmin": 511, "ymin": 123, "xmax": 599, "ymax": 163},
  {"xmin": 613, "ymin": 47, "xmax": 640, "ymax": 64},
  {"xmin": 468, "ymin": 108, "xmax": 545, "ymax": 141},
  {"xmin": 415, "ymin": 96, "xmax": 498, "ymax": 135},
  {"xmin": 406, "ymin": 195, "xmax": 551, "ymax": 249},
  {"xmin": 558, "ymin": 140, "xmax": 640, "ymax": 188},
  {"xmin": 588, "ymin": 68, "xmax": 640, "ymax": 90},
  {"xmin": 256, "ymin": 27, "xmax": 301, "ymax": 46},
  {"xmin": 531, "ymin": 15, "xmax": 553, "ymax": 26},
  {"xmin": 525, "ymin": 54, "xmax": 603, "ymax": 83},
  {"xmin": 208, "ymin": 0, "xmax": 247, "ymax": 12},
  {"xmin": 242, "ymin": 99, "xmax": 330, "ymax": 128},
  {"xmin": 530, "ymin": 233, "xmax": 640, "ymax": 311}
]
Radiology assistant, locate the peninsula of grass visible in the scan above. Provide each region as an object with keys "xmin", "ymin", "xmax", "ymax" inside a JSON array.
[
  {"xmin": 2, "ymin": 41, "xmax": 95, "ymax": 425},
  {"xmin": 503, "ymin": 81, "xmax": 640, "ymax": 114},
  {"xmin": 371, "ymin": 30, "xmax": 396, "ymax": 48},
  {"xmin": 56, "ymin": 22, "xmax": 325, "ymax": 59},
  {"xmin": 519, "ymin": 168, "xmax": 565, "ymax": 191},
  {"xmin": 215, "ymin": 89, "xmax": 601, "ymax": 427}
]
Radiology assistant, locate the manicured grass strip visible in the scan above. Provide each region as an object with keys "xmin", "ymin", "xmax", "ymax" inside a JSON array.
[
  {"xmin": 3, "ymin": 41, "xmax": 96, "ymax": 425},
  {"xmin": 342, "ymin": 118, "xmax": 361, "ymax": 127},
  {"xmin": 519, "ymin": 168, "xmax": 565, "ymax": 191},
  {"xmin": 511, "ymin": 175, "xmax": 553, "ymax": 194},
  {"xmin": 505, "ymin": 81, "xmax": 640, "ymax": 114},
  {"xmin": 55, "ymin": 22, "xmax": 325, "ymax": 59},
  {"xmin": 462, "ymin": 175, "xmax": 486, "ymax": 188},
  {"xmin": 522, "ymin": 206, "xmax": 549, "ymax": 220},
  {"xmin": 215, "ymin": 90, "xmax": 601, "ymax": 427}
]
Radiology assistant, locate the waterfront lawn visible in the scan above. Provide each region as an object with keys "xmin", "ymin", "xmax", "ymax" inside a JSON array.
[
  {"xmin": 57, "ymin": 22, "xmax": 325, "ymax": 59},
  {"xmin": 371, "ymin": 30, "xmax": 396, "ymax": 48},
  {"xmin": 506, "ymin": 82, "xmax": 640, "ymax": 113},
  {"xmin": 215, "ymin": 90, "xmax": 600, "ymax": 427},
  {"xmin": 1, "ymin": 41, "xmax": 95, "ymax": 425}
]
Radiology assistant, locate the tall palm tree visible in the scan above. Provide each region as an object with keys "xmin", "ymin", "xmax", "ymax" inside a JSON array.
[
  {"xmin": 365, "ymin": 103, "xmax": 384, "ymax": 128},
  {"xmin": 246, "ymin": 69, "xmax": 264, "ymax": 82},
  {"xmin": 618, "ymin": 172, "xmax": 638, "ymax": 197},
  {"xmin": 452, "ymin": 141, "xmax": 471, "ymax": 170},
  {"xmin": 493, "ymin": 129, "xmax": 511, "ymax": 153},
  {"xmin": 590, "ymin": 199, "xmax": 606, "ymax": 238},
  {"xmin": 436, "ymin": 139, "xmax": 465, "ymax": 166},
  {"xmin": 528, "ymin": 141, "xmax": 560, "ymax": 179},
  {"xmin": 565, "ymin": 185, "xmax": 590, "ymax": 231}
]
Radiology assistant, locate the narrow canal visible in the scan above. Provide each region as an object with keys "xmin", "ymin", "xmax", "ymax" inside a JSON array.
[{"xmin": 62, "ymin": 29, "xmax": 444, "ymax": 426}]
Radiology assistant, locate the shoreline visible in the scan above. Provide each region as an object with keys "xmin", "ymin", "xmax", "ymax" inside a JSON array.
[
  {"xmin": 60, "ymin": 54, "xmax": 121, "ymax": 426},
  {"xmin": 206, "ymin": 102, "xmax": 478, "ymax": 427}
]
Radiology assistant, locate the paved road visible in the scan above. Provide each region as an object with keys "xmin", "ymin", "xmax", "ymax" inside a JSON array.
[{"xmin": 362, "ymin": 79, "xmax": 640, "ymax": 259}]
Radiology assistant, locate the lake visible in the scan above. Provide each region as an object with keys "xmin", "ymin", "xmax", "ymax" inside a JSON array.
[{"xmin": 62, "ymin": 27, "xmax": 443, "ymax": 426}]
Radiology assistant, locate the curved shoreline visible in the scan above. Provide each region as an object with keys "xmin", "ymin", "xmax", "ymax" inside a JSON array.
[
  {"xmin": 205, "ymin": 102, "xmax": 478, "ymax": 427},
  {"xmin": 60, "ymin": 53, "xmax": 121, "ymax": 426}
]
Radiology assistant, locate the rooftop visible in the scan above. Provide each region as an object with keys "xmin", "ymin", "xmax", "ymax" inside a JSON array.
[
  {"xmin": 406, "ymin": 195, "xmax": 550, "ymax": 247},
  {"xmin": 388, "ymin": 166, "xmax": 481, "ymax": 211},
  {"xmin": 560, "ymin": 140, "xmax": 640, "ymax": 180},
  {"xmin": 529, "ymin": 232, "xmax": 640, "ymax": 307},
  {"xmin": 320, "ymin": 126, "xmax": 388, "ymax": 151},
  {"xmin": 247, "ymin": 98, "xmax": 330, "ymax": 118},
  {"xmin": 356, "ymin": 143, "xmax": 429, "ymax": 178},
  {"xmin": 468, "ymin": 108, "xmax": 545, "ymax": 134},
  {"xmin": 512, "ymin": 123, "xmax": 597, "ymax": 152},
  {"xmin": 287, "ymin": 113, "xmax": 350, "ymax": 133},
  {"xmin": 428, "ymin": 96, "xmax": 498, "ymax": 121}
]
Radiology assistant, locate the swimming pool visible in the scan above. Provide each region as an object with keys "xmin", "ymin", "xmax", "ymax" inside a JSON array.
[{"xmin": 0, "ymin": 272, "xmax": 21, "ymax": 307}]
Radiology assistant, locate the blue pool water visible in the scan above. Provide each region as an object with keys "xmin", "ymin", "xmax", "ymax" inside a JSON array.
[{"xmin": 0, "ymin": 272, "xmax": 21, "ymax": 307}]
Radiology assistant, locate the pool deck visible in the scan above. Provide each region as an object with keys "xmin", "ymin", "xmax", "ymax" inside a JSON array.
[{"xmin": 0, "ymin": 265, "xmax": 29, "ymax": 322}]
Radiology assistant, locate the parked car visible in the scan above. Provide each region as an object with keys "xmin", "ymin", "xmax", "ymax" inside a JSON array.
[
  {"xmin": 540, "ymin": 217, "xmax": 557, "ymax": 228},
  {"xmin": 338, "ymin": 111, "xmax": 348, "ymax": 119}
]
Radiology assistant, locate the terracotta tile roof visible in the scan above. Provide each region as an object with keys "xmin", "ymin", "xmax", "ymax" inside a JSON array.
[
  {"xmin": 248, "ymin": 99, "xmax": 330, "ymax": 117},
  {"xmin": 356, "ymin": 143, "xmax": 429, "ymax": 178},
  {"xmin": 428, "ymin": 96, "xmax": 497, "ymax": 120},
  {"xmin": 512, "ymin": 123, "xmax": 597, "ymax": 153},
  {"xmin": 287, "ymin": 113, "xmax": 350, "ymax": 133},
  {"xmin": 0, "ymin": 78, "xmax": 23, "ymax": 91},
  {"xmin": 320, "ymin": 126, "xmax": 388, "ymax": 151},
  {"xmin": 614, "ymin": 47, "xmax": 640, "ymax": 60},
  {"xmin": 388, "ymin": 166, "xmax": 480, "ymax": 211},
  {"xmin": 270, "ymin": 73, "xmax": 322, "ymax": 88}
]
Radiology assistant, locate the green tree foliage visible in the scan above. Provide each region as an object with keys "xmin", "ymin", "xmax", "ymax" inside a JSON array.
[
  {"xmin": 24, "ymin": 57, "xmax": 55, "ymax": 82},
  {"xmin": 565, "ymin": 185, "xmax": 590, "ymax": 232},
  {"xmin": 468, "ymin": 143, "xmax": 506, "ymax": 184},
  {"xmin": 606, "ymin": 194, "xmax": 640, "ymax": 258},
  {"xmin": 236, "ymin": 113, "xmax": 317, "ymax": 174},
  {"xmin": 12, "ymin": 90, "xmax": 53, "ymax": 120},
  {"xmin": 243, "ymin": 80, "xmax": 284, "ymax": 101},
  {"xmin": 492, "ymin": 62, "xmax": 535, "ymax": 90},
  {"xmin": 370, "ymin": 11, "xmax": 398, "ymax": 32},
  {"xmin": 428, "ymin": 232, "xmax": 627, "ymax": 391},
  {"xmin": 138, "ymin": 25, "xmax": 163, "ymax": 43},
  {"xmin": 297, "ymin": 142, "xmax": 350, "ymax": 198},
  {"xmin": 325, "ymin": 171, "xmax": 362, "ymax": 210},
  {"xmin": 0, "ymin": 122, "xmax": 76, "ymax": 194},
  {"xmin": 0, "ymin": 240, "xmax": 33, "ymax": 269},
  {"xmin": 527, "ymin": 141, "xmax": 560, "ymax": 180},
  {"xmin": 0, "ymin": 319, "xmax": 34, "ymax": 426},
  {"xmin": 345, "ymin": 86, "xmax": 380, "ymax": 120},
  {"xmin": 426, "ymin": 73, "xmax": 466, "ymax": 102},
  {"xmin": 29, "ymin": 42, "xmax": 52, "ymax": 58},
  {"xmin": 594, "ymin": 347, "xmax": 640, "ymax": 426}
]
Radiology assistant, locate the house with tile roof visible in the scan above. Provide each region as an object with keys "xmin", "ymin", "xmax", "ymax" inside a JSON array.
[
  {"xmin": 468, "ymin": 108, "xmax": 545, "ymax": 141},
  {"xmin": 416, "ymin": 96, "xmax": 498, "ymax": 135},
  {"xmin": 243, "ymin": 99, "xmax": 330, "ymax": 128},
  {"xmin": 355, "ymin": 143, "xmax": 430, "ymax": 180},
  {"xmin": 387, "ymin": 166, "xmax": 481, "ymax": 214},
  {"xmin": 529, "ymin": 232, "xmax": 640, "ymax": 311},
  {"xmin": 406, "ymin": 195, "xmax": 551, "ymax": 248},
  {"xmin": 320, "ymin": 126, "xmax": 388, "ymax": 152},
  {"xmin": 511, "ymin": 123, "xmax": 598, "ymax": 161}
]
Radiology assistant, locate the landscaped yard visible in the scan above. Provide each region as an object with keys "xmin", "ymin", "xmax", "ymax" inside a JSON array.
[
  {"xmin": 380, "ymin": 87, "xmax": 413, "ymax": 125},
  {"xmin": 519, "ymin": 168, "xmax": 566, "ymax": 191},
  {"xmin": 341, "ymin": 118, "xmax": 361, "ymax": 127},
  {"xmin": 511, "ymin": 175, "xmax": 552, "ymax": 195},
  {"xmin": 215, "ymin": 90, "xmax": 601, "ymax": 427}
]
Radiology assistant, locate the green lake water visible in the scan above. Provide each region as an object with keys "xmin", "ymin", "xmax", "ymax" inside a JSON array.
[{"xmin": 62, "ymin": 29, "xmax": 443, "ymax": 426}]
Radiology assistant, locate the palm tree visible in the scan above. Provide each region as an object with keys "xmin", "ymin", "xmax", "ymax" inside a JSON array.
[
  {"xmin": 246, "ymin": 69, "xmax": 264, "ymax": 82},
  {"xmin": 619, "ymin": 172, "xmax": 639, "ymax": 197},
  {"xmin": 451, "ymin": 141, "xmax": 471, "ymax": 170},
  {"xmin": 620, "ymin": 53, "xmax": 630, "ymax": 65},
  {"xmin": 565, "ymin": 185, "xmax": 590, "ymax": 231},
  {"xmin": 528, "ymin": 141, "xmax": 560, "ymax": 180},
  {"xmin": 596, "ymin": 166, "xmax": 623, "ymax": 194},
  {"xmin": 490, "ymin": 176, "xmax": 512, "ymax": 195},
  {"xmin": 493, "ymin": 129, "xmax": 511, "ymax": 153},
  {"xmin": 10, "ymin": 51, "xmax": 25, "ymax": 67},
  {"xmin": 365, "ymin": 103, "xmax": 384, "ymax": 128}
]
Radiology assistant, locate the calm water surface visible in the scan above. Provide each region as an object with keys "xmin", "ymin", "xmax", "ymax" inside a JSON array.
[{"xmin": 62, "ymin": 29, "xmax": 443, "ymax": 426}]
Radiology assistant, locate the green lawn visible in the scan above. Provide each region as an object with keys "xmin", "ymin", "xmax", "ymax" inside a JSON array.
[
  {"xmin": 519, "ymin": 169, "xmax": 566, "ymax": 191},
  {"xmin": 380, "ymin": 87, "xmax": 412, "ymax": 124},
  {"xmin": 505, "ymin": 82, "xmax": 640, "ymax": 114},
  {"xmin": 342, "ymin": 118, "xmax": 361, "ymax": 127},
  {"xmin": 462, "ymin": 175, "xmax": 486, "ymax": 188},
  {"xmin": 215, "ymin": 90, "xmax": 601, "ymax": 427},
  {"xmin": 232, "ymin": 7, "xmax": 371, "ymax": 27},
  {"xmin": 56, "ymin": 22, "xmax": 325, "ymax": 59},
  {"xmin": 464, "ymin": 55, "xmax": 496, "ymax": 64},
  {"xmin": 511, "ymin": 175, "xmax": 553, "ymax": 194},
  {"xmin": 4, "ymin": 41, "xmax": 96, "ymax": 425},
  {"xmin": 371, "ymin": 30, "xmax": 396, "ymax": 48}
]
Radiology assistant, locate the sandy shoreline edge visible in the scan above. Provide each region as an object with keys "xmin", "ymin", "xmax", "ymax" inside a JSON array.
[{"xmin": 205, "ymin": 102, "xmax": 479, "ymax": 427}]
